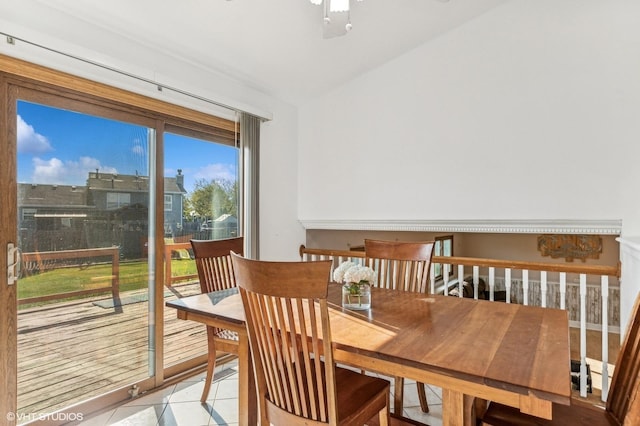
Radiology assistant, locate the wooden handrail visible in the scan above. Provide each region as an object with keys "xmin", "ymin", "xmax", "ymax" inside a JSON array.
[
  {"xmin": 299, "ymin": 245, "xmax": 365, "ymax": 259},
  {"xmin": 435, "ymin": 256, "xmax": 620, "ymax": 277},
  {"xmin": 299, "ymin": 245, "xmax": 621, "ymax": 278},
  {"xmin": 164, "ymin": 242, "xmax": 197, "ymax": 286},
  {"xmin": 20, "ymin": 247, "xmax": 120, "ymax": 305}
]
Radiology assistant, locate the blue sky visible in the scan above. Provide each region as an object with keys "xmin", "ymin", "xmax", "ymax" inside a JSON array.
[{"xmin": 17, "ymin": 101, "xmax": 238, "ymax": 192}]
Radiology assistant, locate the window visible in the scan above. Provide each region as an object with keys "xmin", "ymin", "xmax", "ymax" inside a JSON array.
[
  {"xmin": 22, "ymin": 208, "xmax": 36, "ymax": 221},
  {"xmin": 106, "ymin": 192, "xmax": 131, "ymax": 210},
  {"xmin": 433, "ymin": 235, "xmax": 454, "ymax": 280},
  {"xmin": 164, "ymin": 194, "xmax": 173, "ymax": 211}
]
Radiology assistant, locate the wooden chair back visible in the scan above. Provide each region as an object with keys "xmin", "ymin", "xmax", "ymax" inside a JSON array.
[
  {"xmin": 363, "ymin": 239, "xmax": 436, "ymax": 414},
  {"xmin": 364, "ymin": 239, "xmax": 435, "ymax": 293},
  {"xmin": 606, "ymin": 292, "xmax": 640, "ymax": 424},
  {"xmin": 190, "ymin": 237, "xmax": 244, "ymax": 402},
  {"xmin": 231, "ymin": 254, "xmax": 339, "ymax": 425},
  {"xmin": 191, "ymin": 237, "xmax": 244, "ymax": 293}
]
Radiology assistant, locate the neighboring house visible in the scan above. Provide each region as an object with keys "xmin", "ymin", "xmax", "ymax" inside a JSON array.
[
  {"xmin": 17, "ymin": 183, "xmax": 94, "ymax": 252},
  {"xmin": 86, "ymin": 169, "xmax": 186, "ymax": 256},
  {"xmin": 18, "ymin": 170, "xmax": 187, "ymax": 257}
]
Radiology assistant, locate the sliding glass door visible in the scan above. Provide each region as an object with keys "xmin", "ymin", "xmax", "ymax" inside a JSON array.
[
  {"xmin": 1, "ymin": 57, "xmax": 246, "ymax": 423},
  {"xmin": 162, "ymin": 129, "xmax": 240, "ymax": 371},
  {"xmin": 15, "ymin": 95, "xmax": 156, "ymax": 420}
]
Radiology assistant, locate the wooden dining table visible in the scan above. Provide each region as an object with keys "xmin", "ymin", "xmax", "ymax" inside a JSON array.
[{"xmin": 167, "ymin": 283, "xmax": 571, "ymax": 426}]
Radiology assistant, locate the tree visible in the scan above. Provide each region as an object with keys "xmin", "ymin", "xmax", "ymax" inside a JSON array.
[
  {"xmin": 182, "ymin": 194, "xmax": 194, "ymax": 218},
  {"xmin": 188, "ymin": 178, "xmax": 238, "ymax": 219}
]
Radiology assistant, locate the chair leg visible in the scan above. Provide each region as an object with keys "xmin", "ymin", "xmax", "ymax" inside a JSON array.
[
  {"xmin": 378, "ymin": 404, "xmax": 390, "ymax": 426},
  {"xmin": 393, "ymin": 376, "xmax": 404, "ymax": 415},
  {"xmin": 201, "ymin": 334, "xmax": 217, "ymax": 403},
  {"xmin": 417, "ymin": 382, "xmax": 429, "ymax": 413},
  {"xmin": 474, "ymin": 398, "xmax": 488, "ymax": 420}
]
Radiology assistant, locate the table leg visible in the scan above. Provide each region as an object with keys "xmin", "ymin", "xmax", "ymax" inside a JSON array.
[
  {"xmin": 442, "ymin": 388, "xmax": 467, "ymax": 426},
  {"xmin": 393, "ymin": 376, "xmax": 404, "ymax": 416}
]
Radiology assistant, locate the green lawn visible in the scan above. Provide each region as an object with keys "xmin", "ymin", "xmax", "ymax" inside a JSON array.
[{"xmin": 18, "ymin": 259, "xmax": 197, "ymax": 304}]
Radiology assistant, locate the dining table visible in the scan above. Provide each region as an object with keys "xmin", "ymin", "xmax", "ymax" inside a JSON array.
[{"xmin": 166, "ymin": 283, "xmax": 571, "ymax": 426}]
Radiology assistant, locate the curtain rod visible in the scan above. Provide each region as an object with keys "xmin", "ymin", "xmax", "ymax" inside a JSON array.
[{"xmin": 1, "ymin": 31, "xmax": 270, "ymax": 121}]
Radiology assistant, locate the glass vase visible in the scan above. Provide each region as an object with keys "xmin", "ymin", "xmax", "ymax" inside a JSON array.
[{"xmin": 342, "ymin": 283, "xmax": 371, "ymax": 310}]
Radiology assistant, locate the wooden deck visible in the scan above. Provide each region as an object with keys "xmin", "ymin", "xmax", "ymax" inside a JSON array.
[{"xmin": 17, "ymin": 282, "xmax": 208, "ymax": 417}]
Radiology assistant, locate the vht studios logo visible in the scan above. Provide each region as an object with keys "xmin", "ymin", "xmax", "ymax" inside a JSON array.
[{"xmin": 6, "ymin": 411, "xmax": 84, "ymax": 422}]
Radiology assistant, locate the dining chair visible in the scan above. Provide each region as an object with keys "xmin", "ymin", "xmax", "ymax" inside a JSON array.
[
  {"xmin": 231, "ymin": 253, "xmax": 391, "ymax": 426},
  {"xmin": 480, "ymin": 290, "xmax": 640, "ymax": 426},
  {"xmin": 364, "ymin": 238, "xmax": 435, "ymax": 415},
  {"xmin": 190, "ymin": 237, "xmax": 244, "ymax": 403}
]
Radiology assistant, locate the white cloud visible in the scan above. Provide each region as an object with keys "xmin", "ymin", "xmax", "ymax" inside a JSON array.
[
  {"xmin": 32, "ymin": 156, "xmax": 117, "ymax": 185},
  {"xmin": 132, "ymin": 144, "xmax": 145, "ymax": 155},
  {"xmin": 194, "ymin": 163, "xmax": 237, "ymax": 182},
  {"xmin": 17, "ymin": 115, "xmax": 53, "ymax": 154}
]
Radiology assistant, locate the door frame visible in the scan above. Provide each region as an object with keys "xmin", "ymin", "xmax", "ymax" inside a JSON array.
[
  {"xmin": 0, "ymin": 54, "xmax": 240, "ymax": 422},
  {"xmin": 0, "ymin": 73, "xmax": 19, "ymax": 425}
]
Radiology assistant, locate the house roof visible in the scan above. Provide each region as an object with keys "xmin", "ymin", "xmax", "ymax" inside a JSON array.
[
  {"xmin": 87, "ymin": 172, "xmax": 185, "ymax": 194},
  {"xmin": 18, "ymin": 183, "xmax": 90, "ymax": 209},
  {"xmin": 18, "ymin": 172, "xmax": 185, "ymax": 210}
]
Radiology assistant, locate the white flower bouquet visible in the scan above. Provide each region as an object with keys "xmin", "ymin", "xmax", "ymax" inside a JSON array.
[
  {"xmin": 334, "ymin": 261, "xmax": 375, "ymax": 310},
  {"xmin": 333, "ymin": 261, "xmax": 376, "ymax": 286}
]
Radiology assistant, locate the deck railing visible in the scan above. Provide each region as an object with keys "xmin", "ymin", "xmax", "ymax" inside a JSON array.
[
  {"xmin": 164, "ymin": 242, "xmax": 198, "ymax": 286},
  {"xmin": 20, "ymin": 247, "xmax": 120, "ymax": 305},
  {"xmin": 299, "ymin": 244, "xmax": 621, "ymax": 401}
]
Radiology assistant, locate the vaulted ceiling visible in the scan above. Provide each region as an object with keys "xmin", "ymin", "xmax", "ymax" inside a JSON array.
[{"xmin": 1, "ymin": 0, "xmax": 508, "ymax": 105}]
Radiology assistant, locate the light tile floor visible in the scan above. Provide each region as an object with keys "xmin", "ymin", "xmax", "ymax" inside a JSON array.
[{"xmin": 76, "ymin": 359, "xmax": 443, "ymax": 426}]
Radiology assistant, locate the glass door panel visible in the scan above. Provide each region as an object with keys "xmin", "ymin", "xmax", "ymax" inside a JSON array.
[
  {"xmin": 163, "ymin": 131, "xmax": 239, "ymax": 370},
  {"xmin": 16, "ymin": 100, "xmax": 154, "ymax": 419}
]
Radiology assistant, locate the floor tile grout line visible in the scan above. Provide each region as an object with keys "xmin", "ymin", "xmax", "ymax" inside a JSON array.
[{"xmin": 80, "ymin": 360, "xmax": 443, "ymax": 426}]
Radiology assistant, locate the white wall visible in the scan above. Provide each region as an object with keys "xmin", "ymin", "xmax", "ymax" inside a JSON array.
[
  {"xmin": 299, "ymin": 0, "xmax": 640, "ymax": 332},
  {"xmin": 259, "ymin": 108, "xmax": 306, "ymax": 261},
  {"xmin": 0, "ymin": 17, "xmax": 305, "ymax": 261},
  {"xmin": 299, "ymin": 0, "xmax": 640, "ymax": 235}
]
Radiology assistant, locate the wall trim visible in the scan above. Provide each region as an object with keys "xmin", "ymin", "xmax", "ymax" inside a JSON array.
[{"xmin": 298, "ymin": 219, "xmax": 622, "ymax": 235}]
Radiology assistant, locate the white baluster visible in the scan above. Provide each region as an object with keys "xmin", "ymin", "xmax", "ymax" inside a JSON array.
[
  {"xmin": 523, "ymin": 270, "xmax": 529, "ymax": 306},
  {"xmin": 443, "ymin": 264, "xmax": 450, "ymax": 296},
  {"xmin": 541, "ymin": 271, "xmax": 547, "ymax": 308},
  {"xmin": 559, "ymin": 272, "xmax": 566, "ymax": 310},
  {"xmin": 489, "ymin": 267, "xmax": 495, "ymax": 301},
  {"xmin": 601, "ymin": 275, "xmax": 609, "ymax": 402},
  {"xmin": 430, "ymin": 263, "xmax": 435, "ymax": 294},
  {"xmin": 580, "ymin": 273, "xmax": 587, "ymax": 398},
  {"xmin": 473, "ymin": 266, "xmax": 479, "ymax": 300},
  {"xmin": 458, "ymin": 264, "xmax": 464, "ymax": 298},
  {"xmin": 505, "ymin": 268, "xmax": 511, "ymax": 304}
]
